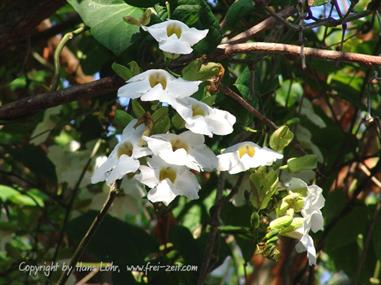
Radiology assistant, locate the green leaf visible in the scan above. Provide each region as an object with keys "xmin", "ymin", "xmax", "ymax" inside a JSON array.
[
  {"xmin": 0, "ymin": 186, "xmax": 45, "ymax": 207},
  {"xmin": 249, "ymin": 168, "xmax": 279, "ymax": 210},
  {"xmin": 172, "ymin": 0, "xmax": 222, "ymax": 55},
  {"xmin": 152, "ymin": 107, "xmax": 170, "ymax": 134},
  {"xmin": 0, "ymin": 185, "xmax": 19, "ymax": 201},
  {"xmin": 269, "ymin": 125, "xmax": 294, "ymax": 152},
  {"xmin": 287, "ymin": 154, "xmax": 318, "ymax": 173},
  {"xmin": 171, "ymin": 113, "xmax": 185, "ymax": 130},
  {"xmin": 234, "ymin": 67, "xmax": 250, "ymax": 100},
  {"xmin": 113, "ymin": 110, "xmax": 134, "ymax": 131},
  {"xmin": 131, "ymin": 99, "xmax": 145, "ymax": 117},
  {"xmin": 223, "ymin": 0, "xmax": 254, "ymax": 30},
  {"xmin": 111, "ymin": 61, "xmax": 140, "ymax": 80},
  {"xmin": 182, "ymin": 59, "xmax": 222, "ymax": 81},
  {"xmin": 68, "ymin": 0, "xmax": 143, "ymax": 55},
  {"xmin": 300, "ymin": 99, "xmax": 326, "ymax": 128},
  {"xmin": 275, "ymin": 79, "xmax": 303, "ymax": 108}
]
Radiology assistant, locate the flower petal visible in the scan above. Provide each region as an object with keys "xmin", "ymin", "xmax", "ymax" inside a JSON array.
[
  {"xmin": 217, "ymin": 152, "xmax": 241, "ymax": 173},
  {"xmin": 295, "ymin": 234, "xmax": 317, "ymax": 266},
  {"xmin": 159, "ymin": 35, "xmax": 193, "ymax": 54},
  {"xmin": 207, "ymin": 108, "xmax": 236, "ymax": 136},
  {"xmin": 140, "ymin": 83, "xmax": 166, "ymax": 102},
  {"xmin": 250, "ymin": 146, "xmax": 283, "ymax": 168},
  {"xmin": 185, "ymin": 117, "xmax": 213, "ymax": 137},
  {"xmin": 144, "ymin": 136, "xmax": 172, "ymax": 154},
  {"xmin": 308, "ymin": 210, "xmax": 324, "ymax": 233},
  {"xmin": 189, "ymin": 145, "xmax": 217, "ymax": 171},
  {"xmin": 147, "ymin": 180, "xmax": 177, "ymax": 206},
  {"xmin": 105, "ymin": 155, "xmax": 140, "ymax": 185},
  {"xmin": 174, "ymin": 169, "xmax": 200, "ymax": 200},
  {"xmin": 181, "ymin": 28, "xmax": 209, "ymax": 46},
  {"xmin": 117, "ymin": 80, "xmax": 151, "ymax": 99},
  {"xmin": 136, "ymin": 165, "xmax": 158, "ymax": 188},
  {"xmin": 180, "ymin": 130, "xmax": 205, "ymax": 145},
  {"xmin": 166, "ymin": 78, "xmax": 201, "ymax": 98},
  {"xmin": 141, "ymin": 23, "xmax": 168, "ymax": 43},
  {"xmin": 91, "ymin": 154, "xmax": 117, "ymax": 184}
]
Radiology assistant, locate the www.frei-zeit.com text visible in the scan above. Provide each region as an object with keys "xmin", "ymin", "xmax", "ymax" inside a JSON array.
[{"xmin": 18, "ymin": 261, "xmax": 198, "ymax": 277}]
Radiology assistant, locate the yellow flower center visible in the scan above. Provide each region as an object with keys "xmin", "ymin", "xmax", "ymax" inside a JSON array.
[
  {"xmin": 159, "ymin": 167, "xmax": 177, "ymax": 183},
  {"xmin": 166, "ymin": 23, "xmax": 182, "ymax": 38},
  {"xmin": 149, "ymin": 73, "xmax": 167, "ymax": 89},
  {"xmin": 238, "ymin": 144, "xmax": 255, "ymax": 158},
  {"xmin": 117, "ymin": 142, "xmax": 134, "ymax": 158},
  {"xmin": 192, "ymin": 104, "xmax": 206, "ymax": 117},
  {"xmin": 171, "ymin": 139, "xmax": 189, "ymax": 152}
]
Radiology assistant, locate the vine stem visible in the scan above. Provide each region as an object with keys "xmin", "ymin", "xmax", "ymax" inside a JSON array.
[
  {"xmin": 56, "ymin": 183, "xmax": 119, "ymax": 285},
  {"xmin": 50, "ymin": 24, "xmax": 85, "ymax": 91}
]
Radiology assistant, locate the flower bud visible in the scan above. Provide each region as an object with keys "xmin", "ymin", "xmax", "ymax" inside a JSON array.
[
  {"xmin": 269, "ymin": 215, "xmax": 293, "ymax": 230},
  {"xmin": 280, "ymin": 217, "xmax": 305, "ymax": 235}
]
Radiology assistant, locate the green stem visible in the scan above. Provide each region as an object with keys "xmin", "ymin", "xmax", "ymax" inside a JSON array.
[
  {"xmin": 165, "ymin": 1, "xmax": 171, "ymax": 19},
  {"xmin": 50, "ymin": 24, "xmax": 85, "ymax": 91},
  {"xmin": 370, "ymin": 260, "xmax": 381, "ymax": 284}
]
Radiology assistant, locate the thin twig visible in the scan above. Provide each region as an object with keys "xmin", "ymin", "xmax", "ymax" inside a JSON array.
[
  {"xmin": 56, "ymin": 183, "xmax": 119, "ymax": 285},
  {"xmin": 220, "ymin": 85, "xmax": 278, "ymax": 130}
]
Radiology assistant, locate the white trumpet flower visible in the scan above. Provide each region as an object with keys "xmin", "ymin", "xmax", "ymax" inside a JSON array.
[
  {"xmin": 142, "ymin": 19, "xmax": 208, "ymax": 54},
  {"xmin": 168, "ymin": 96, "xmax": 236, "ymax": 137},
  {"xmin": 143, "ymin": 131, "xmax": 217, "ymax": 171},
  {"xmin": 117, "ymin": 69, "xmax": 201, "ymax": 103},
  {"xmin": 137, "ymin": 156, "xmax": 200, "ymax": 206},
  {"xmin": 91, "ymin": 120, "xmax": 150, "ymax": 185},
  {"xmin": 284, "ymin": 181, "xmax": 325, "ymax": 265},
  {"xmin": 217, "ymin": 142, "xmax": 283, "ymax": 174}
]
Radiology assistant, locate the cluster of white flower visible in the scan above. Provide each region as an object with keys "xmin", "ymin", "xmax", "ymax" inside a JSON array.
[
  {"xmin": 91, "ymin": 18, "xmax": 322, "ymax": 266},
  {"xmin": 92, "ymin": 19, "xmax": 284, "ymax": 206}
]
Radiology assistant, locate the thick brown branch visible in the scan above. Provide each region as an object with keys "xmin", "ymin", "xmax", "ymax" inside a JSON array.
[
  {"xmin": 218, "ymin": 42, "xmax": 381, "ymax": 66},
  {"xmin": 0, "ymin": 77, "xmax": 123, "ymax": 120}
]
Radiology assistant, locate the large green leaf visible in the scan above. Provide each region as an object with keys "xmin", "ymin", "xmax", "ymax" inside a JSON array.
[
  {"xmin": 223, "ymin": 0, "xmax": 254, "ymax": 30},
  {"xmin": 68, "ymin": 0, "xmax": 143, "ymax": 55}
]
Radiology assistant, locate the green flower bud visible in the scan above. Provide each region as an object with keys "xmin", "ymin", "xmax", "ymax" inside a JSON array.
[
  {"xmin": 269, "ymin": 215, "xmax": 293, "ymax": 230},
  {"xmin": 280, "ymin": 217, "xmax": 304, "ymax": 235}
]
